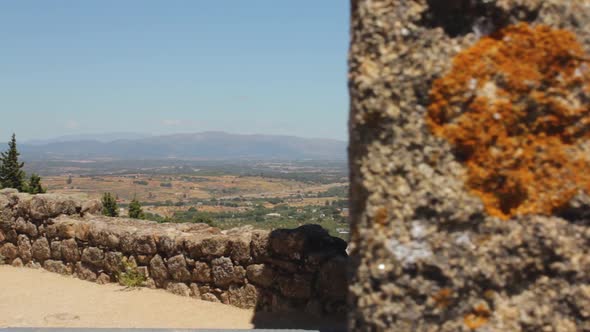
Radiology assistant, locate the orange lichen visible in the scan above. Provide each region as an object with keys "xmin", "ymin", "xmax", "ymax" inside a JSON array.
[
  {"xmin": 374, "ymin": 207, "xmax": 388, "ymax": 226},
  {"xmin": 463, "ymin": 303, "xmax": 492, "ymax": 330},
  {"xmin": 427, "ymin": 23, "xmax": 590, "ymax": 219},
  {"xmin": 432, "ymin": 288, "xmax": 453, "ymax": 308}
]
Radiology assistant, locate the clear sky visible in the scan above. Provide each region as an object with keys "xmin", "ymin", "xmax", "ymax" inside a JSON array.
[{"xmin": 0, "ymin": 1, "xmax": 349, "ymax": 142}]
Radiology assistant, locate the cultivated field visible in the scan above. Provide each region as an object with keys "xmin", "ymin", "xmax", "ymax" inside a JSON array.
[
  {"xmin": 44, "ymin": 174, "xmax": 346, "ymax": 206},
  {"xmin": 35, "ymin": 160, "xmax": 350, "ymax": 238}
]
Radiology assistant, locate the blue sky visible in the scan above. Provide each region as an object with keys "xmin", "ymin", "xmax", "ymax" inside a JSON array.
[{"xmin": 0, "ymin": 1, "xmax": 349, "ymax": 141}]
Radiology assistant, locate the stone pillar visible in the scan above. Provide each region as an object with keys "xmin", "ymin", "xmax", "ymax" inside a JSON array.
[{"xmin": 348, "ymin": 1, "xmax": 590, "ymax": 331}]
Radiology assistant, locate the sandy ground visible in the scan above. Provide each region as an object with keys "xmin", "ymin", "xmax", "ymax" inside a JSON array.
[
  {"xmin": 0, "ymin": 266, "xmax": 346, "ymax": 330},
  {"xmin": 0, "ymin": 265, "xmax": 258, "ymax": 329}
]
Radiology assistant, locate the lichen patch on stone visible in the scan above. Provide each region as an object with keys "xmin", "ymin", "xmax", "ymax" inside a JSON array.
[
  {"xmin": 427, "ymin": 23, "xmax": 590, "ymax": 219},
  {"xmin": 432, "ymin": 288, "xmax": 453, "ymax": 309},
  {"xmin": 463, "ymin": 302, "xmax": 492, "ymax": 330}
]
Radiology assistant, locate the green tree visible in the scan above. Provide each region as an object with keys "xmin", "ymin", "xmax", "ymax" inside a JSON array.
[
  {"xmin": 128, "ymin": 197, "xmax": 145, "ymax": 219},
  {"xmin": 101, "ymin": 192, "xmax": 119, "ymax": 217},
  {"xmin": 27, "ymin": 174, "xmax": 46, "ymax": 194},
  {"xmin": 0, "ymin": 134, "xmax": 26, "ymax": 191}
]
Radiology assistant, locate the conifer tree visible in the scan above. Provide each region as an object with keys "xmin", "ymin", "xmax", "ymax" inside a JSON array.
[
  {"xmin": 27, "ymin": 173, "xmax": 46, "ymax": 194},
  {"xmin": 0, "ymin": 134, "xmax": 26, "ymax": 191},
  {"xmin": 128, "ymin": 197, "xmax": 144, "ymax": 219},
  {"xmin": 101, "ymin": 192, "xmax": 119, "ymax": 217}
]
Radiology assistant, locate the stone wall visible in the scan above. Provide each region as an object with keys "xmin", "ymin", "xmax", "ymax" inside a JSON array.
[
  {"xmin": 349, "ymin": 1, "xmax": 590, "ymax": 331},
  {"xmin": 0, "ymin": 189, "xmax": 347, "ymax": 314}
]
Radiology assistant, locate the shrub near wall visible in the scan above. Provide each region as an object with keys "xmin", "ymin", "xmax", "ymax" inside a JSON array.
[{"xmin": 0, "ymin": 189, "xmax": 348, "ymax": 314}]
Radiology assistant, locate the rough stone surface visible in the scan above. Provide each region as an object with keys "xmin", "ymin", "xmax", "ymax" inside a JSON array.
[
  {"xmin": 196, "ymin": 237, "xmax": 230, "ymax": 258},
  {"xmin": 348, "ymin": 1, "xmax": 590, "ymax": 331},
  {"xmin": 246, "ymin": 264, "xmax": 275, "ymax": 288},
  {"xmin": 228, "ymin": 235, "xmax": 252, "ymax": 264},
  {"xmin": 262, "ymin": 257, "xmax": 298, "ymax": 273},
  {"xmin": 270, "ymin": 224, "xmax": 347, "ymax": 261},
  {"xmin": 25, "ymin": 261, "xmax": 41, "ymax": 269},
  {"xmin": 0, "ymin": 243, "xmax": 18, "ymax": 261},
  {"xmin": 135, "ymin": 254, "xmax": 152, "ymax": 266},
  {"xmin": 167, "ymin": 254, "xmax": 191, "ymax": 282},
  {"xmin": 250, "ymin": 230, "xmax": 270, "ymax": 260},
  {"xmin": 31, "ymin": 238, "xmax": 51, "ymax": 262},
  {"xmin": 103, "ymin": 251, "xmax": 124, "ymax": 274},
  {"xmin": 15, "ymin": 218, "xmax": 37, "ymax": 237},
  {"xmin": 75, "ymin": 262, "xmax": 98, "ymax": 282},
  {"xmin": 148, "ymin": 254, "xmax": 169, "ymax": 281},
  {"xmin": 211, "ymin": 257, "xmax": 245, "ymax": 288},
  {"xmin": 60, "ymin": 238, "xmax": 80, "ymax": 263},
  {"xmin": 0, "ymin": 228, "xmax": 17, "ymax": 244},
  {"xmin": 136, "ymin": 266, "xmax": 149, "ymax": 279},
  {"xmin": 43, "ymin": 259, "xmax": 71, "ymax": 275},
  {"xmin": 157, "ymin": 234, "xmax": 178, "ymax": 257},
  {"xmin": 132, "ymin": 233, "xmax": 157, "ymax": 255},
  {"xmin": 166, "ymin": 282, "xmax": 191, "ymax": 297},
  {"xmin": 226, "ymin": 284, "xmax": 259, "ymax": 309},
  {"xmin": 317, "ymin": 256, "xmax": 347, "ymax": 301},
  {"xmin": 191, "ymin": 261, "xmax": 212, "ymax": 283},
  {"xmin": 96, "ymin": 273, "xmax": 111, "ymax": 285},
  {"xmin": 50, "ymin": 241, "xmax": 62, "ymax": 260},
  {"xmin": 144, "ymin": 278, "xmax": 157, "ymax": 289},
  {"xmin": 81, "ymin": 199, "xmax": 101, "ymax": 215},
  {"xmin": 11, "ymin": 257, "xmax": 24, "ymax": 267},
  {"xmin": 17, "ymin": 235, "xmax": 32, "ymax": 263},
  {"xmin": 81, "ymin": 247, "xmax": 104, "ymax": 268},
  {"xmin": 0, "ymin": 191, "xmax": 348, "ymax": 314},
  {"xmin": 278, "ymin": 274, "xmax": 312, "ymax": 300},
  {"xmin": 200, "ymin": 292, "xmax": 221, "ymax": 303},
  {"xmin": 189, "ymin": 283, "xmax": 201, "ymax": 298}
]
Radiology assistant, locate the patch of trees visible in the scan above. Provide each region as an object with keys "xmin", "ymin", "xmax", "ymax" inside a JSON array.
[
  {"xmin": 101, "ymin": 193, "xmax": 146, "ymax": 220},
  {"xmin": 0, "ymin": 134, "xmax": 46, "ymax": 194},
  {"xmin": 143, "ymin": 212, "xmax": 169, "ymax": 223},
  {"xmin": 179, "ymin": 176, "xmax": 210, "ymax": 183},
  {"xmin": 128, "ymin": 197, "xmax": 145, "ymax": 219},
  {"xmin": 169, "ymin": 209, "xmax": 216, "ymax": 227},
  {"xmin": 101, "ymin": 192, "xmax": 119, "ymax": 217},
  {"xmin": 243, "ymin": 171, "xmax": 344, "ymax": 184},
  {"xmin": 317, "ymin": 185, "xmax": 349, "ymax": 198},
  {"xmin": 266, "ymin": 197, "xmax": 284, "ymax": 205},
  {"xmin": 168, "ymin": 203, "xmax": 347, "ymax": 239}
]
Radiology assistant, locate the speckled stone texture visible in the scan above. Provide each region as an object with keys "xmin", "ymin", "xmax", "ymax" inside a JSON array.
[{"xmin": 348, "ymin": 1, "xmax": 590, "ymax": 331}]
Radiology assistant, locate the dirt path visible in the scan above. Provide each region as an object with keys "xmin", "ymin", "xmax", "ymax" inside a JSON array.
[{"xmin": 0, "ymin": 266, "xmax": 255, "ymax": 329}]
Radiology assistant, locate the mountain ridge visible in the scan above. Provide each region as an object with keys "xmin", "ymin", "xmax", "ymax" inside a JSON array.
[{"xmin": 20, "ymin": 131, "xmax": 347, "ymax": 161}]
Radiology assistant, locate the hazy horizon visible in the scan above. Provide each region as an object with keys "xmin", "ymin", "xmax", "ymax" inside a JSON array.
[
  {"xmin": 21, "ymin": 130, "xmax": 349, "ymax": 144},
  {"xmin": 16, "ymin": 130, "xmax": 347, "ymax": 161},
  {"xmin": 1, "ymin": 1, "xmax": 349, "ymax": 142}
]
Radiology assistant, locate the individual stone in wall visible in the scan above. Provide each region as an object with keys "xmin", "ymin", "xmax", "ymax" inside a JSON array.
[{"xmin": 348, "ymin": 1, "xmax": 590, "ymax": 331}]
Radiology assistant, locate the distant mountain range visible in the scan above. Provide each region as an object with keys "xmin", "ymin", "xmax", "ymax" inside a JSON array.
[
  {"xmin": 24, "ymin": 132, "xmax": 153, "ymax": 145},
  {"xmin": 21, "ymin": 131, "xmax": 347, "ymax": 160}
]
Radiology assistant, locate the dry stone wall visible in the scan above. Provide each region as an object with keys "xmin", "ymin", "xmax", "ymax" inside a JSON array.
[
  {"xmin": 349, "ymin": 1, "xmax": 590, "ymax": 331},
  {"xmin": 0, "ymin": 189, "xmax": 348, "ymax": 314}
]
